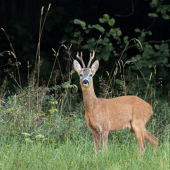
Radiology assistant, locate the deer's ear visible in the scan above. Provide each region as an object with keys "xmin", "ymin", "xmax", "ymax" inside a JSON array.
[
  {"xmin": 91, "ymin": 60, "xmax": 99, "ymax": 75},
  {"xmin": 73, "ymin": 60, "xmax": 82, "ymax": 74}
]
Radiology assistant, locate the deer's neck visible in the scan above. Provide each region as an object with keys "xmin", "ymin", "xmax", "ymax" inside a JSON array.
[{"xmin": 81, "ymin": 81, "xmax": 98, "ymax": 112}]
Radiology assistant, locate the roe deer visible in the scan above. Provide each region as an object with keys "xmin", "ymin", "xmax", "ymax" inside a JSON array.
[{"xmin": 73, "ymin": 51, "xmax": 158, "ymax": 154}]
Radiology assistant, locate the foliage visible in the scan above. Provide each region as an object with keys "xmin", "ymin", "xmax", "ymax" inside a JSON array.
[
  {"xmin": 0, "ymin": 87, "xmax": 87, "ymax": 143},
  {"xmin": 148, "ymin": 0, "xmax": 170, "ymax": 19},
  {"xmin": 70, "ymin": 7, "xmax": 170, "ymax": 97},
  {"xmin": 0, "ymin": 0, "xmax": 169, "ymax": 100}
]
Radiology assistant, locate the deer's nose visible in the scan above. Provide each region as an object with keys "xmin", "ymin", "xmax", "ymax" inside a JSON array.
[{"xmin": 83, "ymin": 79, "xmax": 89, "ymax": 84}]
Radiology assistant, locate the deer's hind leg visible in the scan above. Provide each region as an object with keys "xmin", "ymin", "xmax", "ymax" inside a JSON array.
[
  {"xmin": 131, "ymin": 121, "xmax": 146, "ymax": 154},
  {"xmin": 101, "ymin": 131, "xmax": 109, "ymax": 151},
  {"xmin": 144, "ymin": 130, "xmax": 158, "ymax": 152}
]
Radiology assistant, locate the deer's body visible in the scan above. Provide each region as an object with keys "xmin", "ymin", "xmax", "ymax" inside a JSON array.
[
  {"xmin": 84, "ymin": 94, "xmax": 152, "ymax": 133},
  {"xmin": 74, "ymin": 51, "xmax": 158, "ymax": 154}
]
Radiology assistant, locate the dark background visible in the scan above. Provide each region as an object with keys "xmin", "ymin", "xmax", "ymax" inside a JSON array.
[{"xmin": 0, "ymin": 0, "xmax": 170, "ymax": 99}]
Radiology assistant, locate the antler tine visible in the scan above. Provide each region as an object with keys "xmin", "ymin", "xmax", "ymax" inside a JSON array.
[
  {"xmin": 76, "ymin": 52, "xmax": 85, "ymax": 68},
  {"xmin": 87, "ymin": 50, "xmax": 95, "ymax": 68}
]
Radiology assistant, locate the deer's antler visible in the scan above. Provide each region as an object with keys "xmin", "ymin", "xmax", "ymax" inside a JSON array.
[
  {"xmin": 87, "ymin": 51, "xmax": 95, "ymax": 68},
  {"xmin": 76, "ymin": 52, "xmax": 85, "ymax": 68}
]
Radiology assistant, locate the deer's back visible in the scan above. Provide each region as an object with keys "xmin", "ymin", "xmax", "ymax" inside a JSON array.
[{"xmin": 85, "ymin": 96, "xmax": 153, "ymax": 132}]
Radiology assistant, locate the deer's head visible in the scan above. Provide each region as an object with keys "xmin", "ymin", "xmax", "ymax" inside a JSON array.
[{"xmin": 73, "ymin": 51, "xmax": 99, "ymax": 87}]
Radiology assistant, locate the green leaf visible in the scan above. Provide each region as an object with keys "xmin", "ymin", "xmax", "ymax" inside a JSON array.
[
  {"xmin": 87, "ymin": 38, "xmax": 95, "ymax": 43},
  {"xmin": 104, "ymin": 37, "xmax": 109, "ymax": 42},
  {"xmin": 96, "ymin": 54, "xmax": 101, "ymax": 60},
  {"xmin": 115, "ymin": 79, "xmax": 121, "ymax": 84},
  {"xmin": 100, "ymin": 39, "xmax": 107, "ymax": 46},
  {"xmin": 106, "ymin": 43, "xmax": 114, "ymax": 51},
  {"xmin": 108, "ymin": 18, "xmax": 115, "ymax": 26},
  {"xmin": 163, "ymin": 58, "xmax": 168, "ymax": 64},
  {"xmin": 99, "ymin": 18, "xmax": 104, "ymax": 23},
  {"xmin": 92, "ymin": 24, "xmax": 105, "ymax": 32},
  {"xmin": 109, "ymin": 28, "xmax": 114, "ymax": 34},
  {"xmin": 145, "ymin": 44, "xmax": 153, "ymax": 49},
  {"xmin": 131, "ymin": 57, "xmax": 137, "ymax": 62},
  {"xmin": 99, "ymin": 27, "xmax": 105, "ymax": 32},
  {"xmin": 101, "ymin": 51, "xmax": 110, "ymax": 61},
  {"xmin": 154, "ymin": 44, "xmax": 159, "ymax": 50},
  {"xmin": 136, "ymin": 54, "xmax": 141, "ymax": 61},
  {"xmin": 147, "ymin": 31, "xmax": 152, "ymax": 35},
  {"xmin": 61, "ymin": 82, "xmax": 72, "ymax": 88},
  {"xmin": 103, "ymin": 14, "xmax": 110, "ymax": 21},
  {"xmin": 87, "ymin": 38, "xmax": 95, "ymax": 49},
  {"xmin": 160, "ymin": 43, "xmax": 169, "ymax": 50},
  {"xmin": 109, "ymin": 28, "xmax": 117, "ymax": 37},
  {"xmin": 74, "ymin": 19, "xmax": 86, "ymax": 27},
  {"xmin": 85, "ymin": 30, "xmax": 90, "ymax": 33},
  {"xmin": 117, "ymin": 30, "xmax": 122, "ymax": 36},
  {"xmin": 82, "ymin": 26, "xmax": 86, "ymax": 30},
  {"xmin": 135, "ymin": 28, "xmax": 141, "ymax": 33},
  {"xmin": 113, "ymin": 50, "xmax": 119, "ymax": 56},
  {"xmin": 123, "ymin": 36, "xmax": 129, "ymax": 44},
  {"xmin": 70, "ymin": 39, "xmax": 76, "ymax": 43},
  {"xmin": 148, "ymin": 13, "xmax": 158, "ymax": 18},
  {"xmin": 148, "ymin": 65, "xmax": 152, "ymax": 68},
  {"xmin": 74, "ymin": 31, "xmax": 81, "ymax": 37},
  {"xmin": 71, "ymin": 70, "xmax": 75, "ymax": 74},
  {"xmin": 151, "ymin": 0, "xmax": 158, "ymax": 5},
  {"xmin": 88, "ymin": 25, "xmax": 92, "ymax": 29},
  {"xmin": 141, "ymin": 32, "xmax": 146, "ymax": 37},
  {"xmin": 162, "ymin": 14, "xmax": 170, "ymax": 20}
]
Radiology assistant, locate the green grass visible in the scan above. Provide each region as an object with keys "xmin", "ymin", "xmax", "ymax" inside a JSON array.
[
  {"xmin": 0, "ymin": 134, "xmax": 169, "ymax": 170},
  {"xmin": 0, "ymin": 85, "xmax": 170, "ymax": 170}
]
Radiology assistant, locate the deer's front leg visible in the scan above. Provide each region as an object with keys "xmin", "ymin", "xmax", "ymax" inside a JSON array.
[
  {"xmin": 92, "ymin": 133, "xmax": 101, "ymax": 154},
  {"xmin": 102, "ymin": 131, "xmax": 109, "ymax": 150}
]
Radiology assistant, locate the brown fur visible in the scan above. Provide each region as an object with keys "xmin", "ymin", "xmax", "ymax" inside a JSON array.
[{"xmin": 73, "ymin": 55, "xmax": 158, "ymax": 154}]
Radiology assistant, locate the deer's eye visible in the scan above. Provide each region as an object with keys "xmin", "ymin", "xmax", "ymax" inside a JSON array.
[
  {"xmin": 89, "ymin": 74, "xmax": 92, "ymax": 77},
  {"xmin": 80, "ymin": 74, "xmax": 83, "ymax": 77}
]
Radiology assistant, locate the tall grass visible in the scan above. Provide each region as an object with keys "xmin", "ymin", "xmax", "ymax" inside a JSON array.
[
  {"xmin": 0, "ymin": 133, "xmax": 169, "ymax": 170},
  {"xmin": 0, "ymin": 93, "xmax": 169, "ymax": 170}
]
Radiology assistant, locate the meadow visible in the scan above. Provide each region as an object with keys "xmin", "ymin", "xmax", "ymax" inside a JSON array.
[
  {"xmin": 0, "ymin": 134, "xmax": 169, "ymax": 170},
  {"xmin": 0, "ymin": 88, "xmax": 170, "ymax": 170}
]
